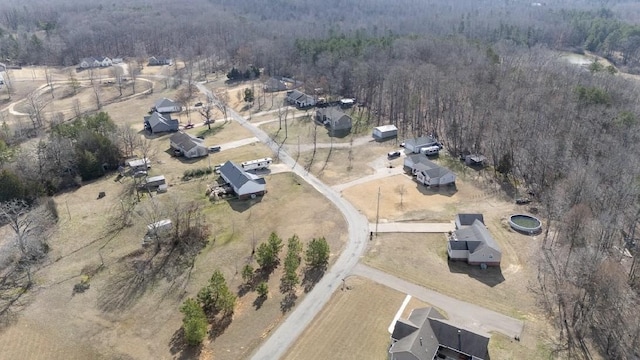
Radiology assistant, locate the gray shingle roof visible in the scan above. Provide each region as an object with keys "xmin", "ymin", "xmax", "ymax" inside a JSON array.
[
  {"xmin": 390, "ymin": 307, "xmax": 489, "ymax": 360},
  {"xmin": 155, "ymin": 98, "xmax": 179, "ymax": 109},
  {"xmin": 219, "ymin": 161, "xmax": 266, "ymax": 195},
  {"xmin": 456, "ymin": 214, "xmax": 485, "ymax": 227},
  {"xmin": 317, "ymin": 107, "xmax": 352, "ymax": 130},
  {"xmin": 170, "ymin": 131, "xmax": 204, "ymax": 152},
  {"xmin": 144, "ymin": 112, "xmax": 174, "ymax": 128},
  {"xmin": 451, "ymin": 219, "xmax": 500, "ymax": 253},
  {"xmin": 404, "ymin": 136, "xmax": 438, "ymax": 148}
]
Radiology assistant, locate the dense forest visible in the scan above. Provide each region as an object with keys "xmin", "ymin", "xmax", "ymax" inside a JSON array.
[{"xmin": 2, "ymin": 0, "xmax": 640, "ymax": 358}]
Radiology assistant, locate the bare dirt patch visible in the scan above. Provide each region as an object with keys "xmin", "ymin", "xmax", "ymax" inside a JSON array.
[{"xmin": 283, "ymin": 276, "xmax": 405, "ymax": 360}]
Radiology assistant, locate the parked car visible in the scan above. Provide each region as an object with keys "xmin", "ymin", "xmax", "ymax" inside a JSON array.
[
  {"xmin": 203, "ymin": 119, "xmax": 215, "ymax": 124},
  {"xmin": 194, "ymin": 102, "xmax": 203, "ymax": 107},
  {"xmin": 387, "ymin": 151, "xmax": 401, "ymax": 159},
  {"xmin": 208, "ymin": 145, "xmax": 221, "ymax": 153},
  {"xmin": 184, "ymin": 123, "xmax": 194, "ymax": 129},
  {"xmin": 516, "ymin": 198, "xmax": 532, "ymax": 205},
  {"xmin": 399, "ymin": 142, "xmax": 405, "ymax": 148}
]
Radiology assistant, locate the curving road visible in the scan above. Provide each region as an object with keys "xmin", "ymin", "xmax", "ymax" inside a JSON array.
[{"xmin": 196, "ymin": 83, "xmax": 370, "ymax": 360}]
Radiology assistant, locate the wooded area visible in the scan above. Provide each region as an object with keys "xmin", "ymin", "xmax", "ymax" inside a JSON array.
[{"xmin": 2, "ymin": 0, "xmax": 640, "ymax": 358}]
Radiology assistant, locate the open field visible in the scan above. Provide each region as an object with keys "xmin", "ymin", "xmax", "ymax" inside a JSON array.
[
  {"xmin": 0, "ymin": 166, "xmax": 348, "ymax": 359},
  {"xmin": 283, "ymin": 276, "xmax": 405, "ymax": 360}
]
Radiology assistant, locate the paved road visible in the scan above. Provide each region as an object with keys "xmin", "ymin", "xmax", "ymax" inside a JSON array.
[
  {"xmin": 195, "ymin": 83, "xmax": 370, "ymax": 360},
  {"xmin": 352, "ymin": 264, "xmax": 524, "ymax": 338},
  {"xmin": 370, "ymin": 222, "xmax": 455, "ymax": 233}
]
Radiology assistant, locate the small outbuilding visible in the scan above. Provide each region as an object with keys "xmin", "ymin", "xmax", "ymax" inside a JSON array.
[
  {"xmin": 219, "ymin": 161, "xmax": 266, "ymax": 200},
  {"xmin": 169, "ymin": 131, "xmax": 208, "ymax": 158},
  {"xmin": 404, "ymin": 136, "xmax": 440, "ymax": 154},
  {"xmin": 447, "ymin": 219, "xmax": 501, "ymax": 266},
  {"xmin": 372, "ymin": 124, "xmax": 398, "ymax": 141}
]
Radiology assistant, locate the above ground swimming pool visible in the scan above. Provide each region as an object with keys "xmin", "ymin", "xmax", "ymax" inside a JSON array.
[{"xmin": 509, "ymin": 214, "xmax": 542, "ymax": 234}]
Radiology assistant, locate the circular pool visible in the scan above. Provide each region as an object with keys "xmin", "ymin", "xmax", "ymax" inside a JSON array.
[{"xmin": 509, "ymin": 214, "xmax": 542, "ymax": 234}]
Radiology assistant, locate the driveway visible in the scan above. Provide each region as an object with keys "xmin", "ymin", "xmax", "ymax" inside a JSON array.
[
  {"xmin": 351, "ymin": 263, "xmax": 524, "ymax": 338},
  {"xmin": 195, "ymin": 83, "xmax": 370, "ymax": 360},
  {"xmin": 370, "ymin": 222, "xmax": 455, "ymax": 233}
]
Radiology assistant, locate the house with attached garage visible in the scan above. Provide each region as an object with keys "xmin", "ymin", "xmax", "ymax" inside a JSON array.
[
  {"xmin": 403, "ymin": 136, "xmax": 440, "ymax": 154},
  {"xmin": 169, "ymin": 131, "xmax": 208, "ymax": 158},
  {"xmin": 219, "ymin": 161, "xmax": 267, "ymax": 200},
  {"xmin": 448, "ymin": 219, "xmax": 501, "ymax": 266},
  {"xmin": 144, "ymin": 112, "xmax": 179, "ymax": 134},
  {"xmin": 404, "ymin": 154, "xmax": 455, "ymax": 186},
  {"xmin": 152, "ymin": 98, "xmax": 182, "ymax": 113},
  {"xmin": 315, "ymin": 107, "xmax": 352, "ymax": 137},
  {"xmin": 389, "ymin": 306, "xmax": 490, "ymax": 360},
  {"xmin": 286, "ymin": 89, "xmax": 316, "ymax": 108},
  {"xmin": 78, "ymin": 56, "xmax": 112, "ymax": 68},
  {"xmin": 148, "ymin": 56, "xmax": 173, "ymax": 66}
]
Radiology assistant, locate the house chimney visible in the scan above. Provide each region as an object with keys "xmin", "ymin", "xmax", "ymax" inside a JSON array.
[
  {"xmin": 457, "ymin": 330, "xmax": 462, "ymax": 350},
  {"xmin": 420, "ymin": 337, "xmax": 423, "ymax": 347}
]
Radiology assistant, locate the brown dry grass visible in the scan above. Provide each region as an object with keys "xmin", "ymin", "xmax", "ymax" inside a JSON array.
[
  {"xmin": 0, "ymin": 167, "xmax": 348, "ymax": 359},
  {"xmin": 283, "ymin": 276, "xmax": 405, "ymax": 360}
]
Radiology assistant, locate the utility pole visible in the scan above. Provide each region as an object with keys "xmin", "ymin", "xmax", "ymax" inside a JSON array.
[{"xmin": 375, "ymin": 187, "xmax": 381, "ymax": 236}]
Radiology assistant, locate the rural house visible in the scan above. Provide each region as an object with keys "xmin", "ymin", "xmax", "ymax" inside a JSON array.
[
  {"xmin": 219, "ymin": 161, "xmax": 267, "ymax": 200},
  {"xmin": 389, "ymin": 307, "xmax": 490, "ymax": 360},
  {"xmin": 404, "ymin": 136, "xmax": 440, "ymax": 154},
  {"xmin": 448, "ymin": 219, "xmax": 502, "ymax": 266},
  {"xmin": 264, "ymin": 77, "xmax": 288, "ymax": 92},
  {"xmin": 169, "ymin": 132, "xmax": 208, "ymax": 158},
  {"xmin": 315, "ymin": 107, "xmax": 352, "ymax": 137},
  {"xmin": 455, "ymin": 213, "xmax": 485, "ymax": 229},
  {"xmin": 286, "ymin": 89, "xmax": 316, "ymax": 108},
  {"xmin": 144, "ymin": 112, "xmax": 179, "ymax": 134},
  {"xmin": 404, "ymin": 155, "xmax": 456, "ymax": 186},
  {"xmin": 372, "ymin": 124, "xmax": 398, "ymax": 141},
  {"xmin": 152, "ymin": 98, "xmax": 182, "ymax": 113},
  {"xmin": 148, "ymin": 56, "xmax": 173, "ymax": 66},
  {"xmin": 79, "ymin": 56, "xmax": 112, "ymax": 68}
]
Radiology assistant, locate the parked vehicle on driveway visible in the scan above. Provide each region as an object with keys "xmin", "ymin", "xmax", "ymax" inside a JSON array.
[
  {"xmin": 194, "ymin": 102, "xmax": 203, "ymax": 107},
  {"xmin": 208, "ymin": 145, "xmax": 221, "ymax": 153},
  {"xmin": 387, "ymin": 151, "xmax": 401, "ymax": 159},
  {"xmin": 184, "ymin": 123, "xmax": 194, "ymax": 129}
]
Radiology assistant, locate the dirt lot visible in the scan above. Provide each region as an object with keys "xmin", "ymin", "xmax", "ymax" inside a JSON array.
[{"xmin": 283, "ymin": 276, "xmax": 405, "ymax": 360}]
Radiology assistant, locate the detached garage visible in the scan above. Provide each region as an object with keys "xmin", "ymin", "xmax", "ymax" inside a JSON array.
[{"xmin": 372, "ymin": 125, "xmax": 398, "ymax": 141}]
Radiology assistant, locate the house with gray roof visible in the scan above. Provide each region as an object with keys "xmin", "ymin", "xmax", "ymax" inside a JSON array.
[
  {"xmin": 403, "ymin": 136, "xmax": 440, "ymax": 154},
  {"xmin": 219, "ymin": 161, "xmax": 266, "ymax": 200},
  {"xmin": 315, "ymin": 107, "xmax": 352, "ymax": 137},
  {"xmin": 448, "ymin": 219, "xmax": 501, "ymax": 266},
  {"xmin": 148, "ymin": 56, "xmax": 173, "ymax": 66},
  {"xmin": 264, "ymin": 77, "xmax": 288, "ymax": 92},
  {"xmin": 404, "ymin": 154, "xmax": 456, "ymax": 186},
  {"xmin": 389, "ymin": 306, "xmax": 490, "ymax": 360},
  {"xmin": 144, "ymin": 112, "xmax": 179, "ymax": 134},
  {"xmin": 152, "ymin": 98, "xmax": 182, "ymax": 113},
  {"xmin": 78, "ymin": 56, "xmax": 112, "ymax": 68},
  {"xmin": 169, "ymin": 132, "xmax": 208, "ymax": 158},
  {"xmin": 286, "ymin": 89, "xmax": 316, "ymax": 108},
  {"xmin": 455, "ymin": 214, "xmax": 485, "ymax": 229}
]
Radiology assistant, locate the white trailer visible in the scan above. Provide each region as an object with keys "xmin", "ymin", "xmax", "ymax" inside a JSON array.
[
  {"xmin": 241, "ymin": 157, "xmax": 273, "ymax": 171},
  {"xmin": 143, "ymin": 219, "xmax": 172, "ymax": 246}
]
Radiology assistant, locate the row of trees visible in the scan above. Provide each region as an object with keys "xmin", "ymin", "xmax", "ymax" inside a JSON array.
[{"xmin": 178, "ymin": 233, "xmax": 330, "ymax": 346}]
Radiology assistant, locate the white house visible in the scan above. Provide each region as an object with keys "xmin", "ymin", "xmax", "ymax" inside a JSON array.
[
  {"xmin": 78, "ymin": 56, "xmax": 112, "ymax": 68},
  {"xmin": 219, "ymin": 161, "xmax": 266, "ymax": 200},
  {"xmin": 169, "ymin": 132, "xmax": 208, "ymax": 158},
  {"xmin": 447, "ymin": 219, "xmax": 501, "ymax": 266},
  {"xmin": 152, "ymin": 98, "xmax": 182, "ymax": 113}
]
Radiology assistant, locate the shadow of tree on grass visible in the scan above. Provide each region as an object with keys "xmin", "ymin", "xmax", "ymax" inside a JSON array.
[
  {"xmin": 169, "ymin": 327, "xmax": 202, "ymax": 360},
  {"xmin": 301, "ymin": 267, "xmax": 325, "ymax": 293}
]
